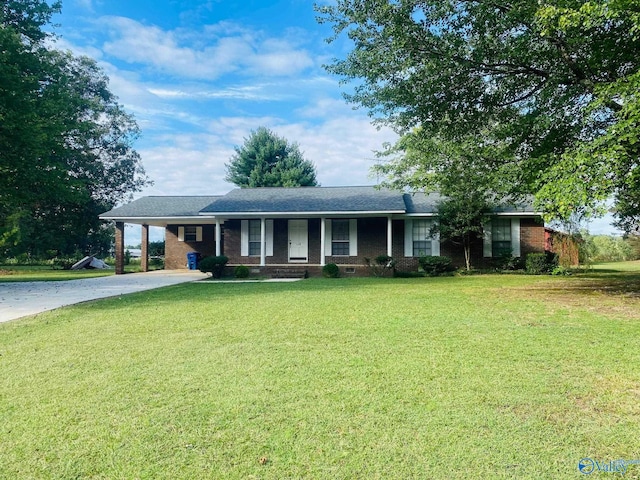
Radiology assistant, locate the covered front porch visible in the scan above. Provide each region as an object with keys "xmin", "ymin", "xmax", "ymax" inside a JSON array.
[{"xmin": 217, "ymin": 216, "xmax": 400, "ymax": 272}]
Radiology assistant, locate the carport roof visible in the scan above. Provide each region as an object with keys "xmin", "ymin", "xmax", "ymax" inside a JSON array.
[{"xmin": 100, "ymin": 196, "xmax": 222, "ymax": 219}]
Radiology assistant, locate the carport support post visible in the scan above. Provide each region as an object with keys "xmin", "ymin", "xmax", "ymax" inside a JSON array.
[
  {"xmin": 260, "ymin": 217, "xmax": 266, "ymax": 267},
  {"xmin": 320, "ymin": 217, "xmax": 326, "ymax": 266},
  {"xmin": 141, "ymin": 224, "xmax": 149, "ymax": 272},
  {"xmin": 215, "ymin": 219, "xmax": 221, "ymax": 256},
  {"xmin": 387, "ymin": 216, "xmax": 393, "ymax": 258},
  {"xmin": 115, "ymin": 221, "xmax": 125, "ymax": 275}
]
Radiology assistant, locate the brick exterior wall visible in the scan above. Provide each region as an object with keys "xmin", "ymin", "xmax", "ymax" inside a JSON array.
[
  {"xmin": 160, "ymin": 216, "xmax": 546, "ymax": 275},
  {"xmin": 521, "ymin": 217, "xmax": 546, "ymax": 256},
  {"xmin": 325, "ymin": 217, "xmax": 388, "ymax": 266},
  {"xmin": 223, "ymin": 217, "xmax": 393, "ymax": 268},
  {"xmin": 469, "ymin": 217, "xmax": 546, "ymax": 269},
  {"xmin": 222, "ymin": 219, "xmax": 246, "ymax": 263},
  {"xmin": 164, "ymin": 224, "xmax": 218, "ymax": 270}
]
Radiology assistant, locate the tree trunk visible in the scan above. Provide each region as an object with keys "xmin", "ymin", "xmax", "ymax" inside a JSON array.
[{"xmin": 464, "ymin": 235, "xmax": 471, "ymax": 271}]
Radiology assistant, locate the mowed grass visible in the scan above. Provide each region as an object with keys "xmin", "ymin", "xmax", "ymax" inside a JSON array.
[
  {"xmin": 0, "ymin": 263, "xmax": 159, "ymax": 282},
  {"xmin": 0, "ymin": 265, "xmax": 114, "ymax": 282},
  {"xmin": 1, "ymin": 268, "xmax": 640, "ymax": 478}
]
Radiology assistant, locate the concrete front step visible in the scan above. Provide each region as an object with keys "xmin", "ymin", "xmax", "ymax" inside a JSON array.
[{"xmin": 271, "ymin": 268, "xmax": 308, "ymax": 279}]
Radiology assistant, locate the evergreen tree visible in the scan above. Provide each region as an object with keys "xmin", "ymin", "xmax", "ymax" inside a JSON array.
[{"xmin": 225, "ymin": 127, "xmax": 318, "ymax": 188}]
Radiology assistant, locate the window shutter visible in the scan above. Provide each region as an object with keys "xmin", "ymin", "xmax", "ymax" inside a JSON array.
[
  {"xmin": 431, "ymin": 228, "xmax": 441, "ymax": 256},
  {"xmin": 196, "ymin": 226, "xmax": 203, "ymax": 242},
  {"xmin": 324, "ymin": 220, "xmax": 332, "ymax": 256},
  {"xmin": 178, "ymin": 226, "xmax": 185, "ymax": 242},
  {"xmin": 404, "ymin": 219, "xmax": 413, "ymax": 257},
  {"xmin": 349, "ymin": 219, "xmax": 358, "ymax": 256},
  {"xmin": 241, "ymin": 220, "xmax": 249, "ymax": 256},
  {"xmin": 483, "ymin": 220, "xmax": 492, "ymax": 257},
  {"xmin": 511, "ymin": 218, "xmax": 521, "ymax": 257},
  {"xmin": 266, "ymin": 219, "xmax": 274, "ymax": 257}
]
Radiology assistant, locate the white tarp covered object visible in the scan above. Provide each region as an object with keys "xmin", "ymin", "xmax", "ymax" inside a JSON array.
[
  {"xmin": 89, "ymin": 257, "xmax": 111, "ymax": 269},
  {"xmin": 71, "ymin": 256, "xmax": 112, "ymax": 270}
]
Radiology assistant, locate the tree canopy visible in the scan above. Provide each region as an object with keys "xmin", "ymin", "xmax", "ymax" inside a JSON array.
[
  {"xmin": 0, "ymin": 0, "xmax": 149, "ymax": 257},
  {"xmin": 225, "ymin": 127, "xmax": 318, "ymax": 188},
  {"xmin": 376, "ymin": 130, "xmax": 496, "ymax": 269},
  {"xmin": 318, "ymin": 0, "xmax": 640, "ymax": 229}
]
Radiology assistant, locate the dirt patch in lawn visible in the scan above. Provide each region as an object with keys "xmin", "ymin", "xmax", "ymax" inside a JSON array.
[{"xmin": 505, "ymin": 273, "xmax": 640, "ymax": 321}]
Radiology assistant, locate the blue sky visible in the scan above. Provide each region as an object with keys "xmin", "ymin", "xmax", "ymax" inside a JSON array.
[
  {"xmin": 53, "ymin": 0, "xmax": 396, "ymax": 197},
  {"xmin": 50, "ymin": 0, "xmax": 619, "ymax": 241}
]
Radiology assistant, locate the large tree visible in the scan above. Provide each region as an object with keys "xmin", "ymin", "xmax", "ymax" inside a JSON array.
[
  {"xmin": 0, "ymin": 0, "xmax": 148, "ymax": 257},
  {"xmin": 377, "ymin": 130, "xmax": 497, "ymax": 269},
  {"xmin": 317, "ymin": 0, "xmax": 640, "ymax": 227},
  {"xmin": 225, "ymin": 127, "xmax": 318, "ymax": 188}
]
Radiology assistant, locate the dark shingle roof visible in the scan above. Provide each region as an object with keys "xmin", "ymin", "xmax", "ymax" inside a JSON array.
[
  {"xmin": 403, "ymin": 192, "xmax": 442, "ymax": 214},
  {"xmin": 99, "ymin": 189, "xmax": 538, "ymax": 220},
  {"xmin": 200, "ymin": 186, "xmax": 406, "ymax": 214},
  {"xmin": 402, "ymin": 192, "xmax": 536, "ymax": 214},
  {"xmin": 100, "ymin": 196, "xmax": 222, "ymax": 219}
]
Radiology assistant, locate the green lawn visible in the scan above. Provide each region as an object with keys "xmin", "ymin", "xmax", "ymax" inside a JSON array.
[
  {"xmin": 1, "ymin": 266, "xmax": 639, "ymax": 478},
  {"xmin": 0, "ymin": 263, "xmax": 158, "ymax": 282}
]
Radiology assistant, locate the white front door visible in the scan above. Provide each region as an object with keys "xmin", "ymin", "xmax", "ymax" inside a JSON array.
[{"xmin": 288, "ymin": 219, "xmax": 308, "ymax": 262}]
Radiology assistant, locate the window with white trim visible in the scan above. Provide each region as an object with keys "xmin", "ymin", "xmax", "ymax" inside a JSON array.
[
  {"xmin": 184, "ymin": 226, "xmax": 198, "ymax": 242},
  {"xmin": 331, "ymin": 219, "xmax": 350, "ymax": 256},
  {"xmin": 178, "ymin": 226, "xmax": 203, "ymax": 242},
  {"xmin": 248, "ymin": 219, "xmax": 261, "ymax": 256},
  {"xmin": 492, "ymin": 218, "xmax": 512, "ymax": 256},
  {"xmin": 412, "ymin": 219, "xmax": 432, "ymax": 256}
]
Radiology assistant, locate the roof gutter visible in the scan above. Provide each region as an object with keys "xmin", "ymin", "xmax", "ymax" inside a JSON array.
[{"xmin": 198, "ymin": 210, "xmax": 406, "ymax": 218}]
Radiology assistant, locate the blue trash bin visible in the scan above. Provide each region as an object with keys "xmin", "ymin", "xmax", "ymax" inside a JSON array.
[{"xmin": 187, "ymin": 252, "xmax": 198, "ymax": 270}]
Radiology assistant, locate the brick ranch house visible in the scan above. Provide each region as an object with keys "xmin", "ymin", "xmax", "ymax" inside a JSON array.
[{"xmin": 99, "ymin": 186, "xmax": 546, "ymax": 276}]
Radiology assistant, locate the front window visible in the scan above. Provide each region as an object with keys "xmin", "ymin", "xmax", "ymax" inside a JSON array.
[
  {"xmin": 413, "ymin": 219, "xmax": 432, "ymax": 256},
  {"xmin": 331, "ymin": 219, "xmax": 350, "ymax": 256},
  {"xmin": 184, "ymin": 226, "xmax": 198, "ymax": 242},
  {"xmin": 248, "ymin": 219, "xmax": 261, "ymax": 256},
  {"xmin": 492, "ymin": 218, "xmax": 511, "ymax": 256}
]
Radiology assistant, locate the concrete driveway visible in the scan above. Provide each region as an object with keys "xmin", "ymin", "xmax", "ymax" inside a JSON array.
[{"xmin": 0, "ymin": 270, "xmax": 208, "ymax": 323}]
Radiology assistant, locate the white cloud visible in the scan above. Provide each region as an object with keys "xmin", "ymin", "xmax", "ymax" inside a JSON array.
[
  {"xmin": 133, "ymin": 113, "xmax": 396, "ymax": 200},
  {"xmin": 100, "ymin": 17, "xmax": 314, "ymax": 80},
  {"xmin": 587, "ymin": 214, "xmax": 623, "ymax": 236},
  {"xmin": 148, "ymin": 85, "xmax": 287, "ymax": 101},
  {"xmin": 275, "ymin": 117, "xmax": 397, "ymax": 186},
  {"xmin": 74, "ymin": 0, "xmax": 96, "ymax": 11},
  {"xmin": 295, "ymin": 96, "xmax": 361, "ymax": 119},
  {"xmin": 206, "ymin": 116, "xmax": 284, "ymax": 145},
  {"xmin": 47, "ymin": 36, "xmax": 104, "ymax": 60}
]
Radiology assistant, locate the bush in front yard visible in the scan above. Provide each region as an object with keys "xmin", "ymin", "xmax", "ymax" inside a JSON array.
[
  {"xmin": 525, "ymin": 252, "xmax": 559, "ymax": 274},
  {"xmin": 50, "ymin": 257, "xmax": 79, "ymax": 270},
  {"xmin": 418, "ymin": 256, "xmax": 455, "ymax": 276},
  {"xmin": 364, "ymin": 254, "xmax": 396, "ymax": 277},
  {"xmin": 199, "ymin": 255, "xmax": 228, "ymax": 278},
  {"xmin": 322, "ymin": 263, "xmax": 340, "ymax": 278},
  {"xmin": 234, "ymin": 264, "xmax": 250, "ymax": 278}
]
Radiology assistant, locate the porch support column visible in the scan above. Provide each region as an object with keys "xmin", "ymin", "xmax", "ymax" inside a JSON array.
[
  {"xmin": 387, "ymin": 216, "xmax": 393, "ymax": 258},
  {"xmin": 320, "ymin": 217, "xmax": 326, "ymax": 266},
  {"xmin": 115, "ymin": 221, "xmax": 125, "ymax": 275},
  {"xmin": 260, "ymin": 217, "xmax": 266, "ymax": 267},
  {"xmin": 140, "ymin": 224, "xmax": 149, "ymax": 272},
  {"xmin": 215, "ymin": 219, "xmax": 221, "ymax": 256}
]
